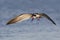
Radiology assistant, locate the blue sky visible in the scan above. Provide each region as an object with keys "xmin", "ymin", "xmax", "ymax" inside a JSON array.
[{"xmin": 0, "ymin": 0, "xmax": 60, "ymax": 40}]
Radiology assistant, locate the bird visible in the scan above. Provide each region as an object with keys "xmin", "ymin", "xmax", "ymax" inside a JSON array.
[{"xmin": 6, "ymin": 13, "xmax": 56, "ymax": 25}]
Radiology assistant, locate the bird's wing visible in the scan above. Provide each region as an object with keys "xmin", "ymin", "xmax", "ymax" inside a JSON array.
[
  {"xmin": 40, "ymin": 13, "xmax": 56, "ymax": 25},
  {"xmin": 6, "ymin": 13, "xmax": 32, "ymax": 25}
]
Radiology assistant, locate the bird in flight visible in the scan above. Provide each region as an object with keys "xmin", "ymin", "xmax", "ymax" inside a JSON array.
[{"xmin": 6, "ymin": 13, "xmax": 56, "ymax": 25}]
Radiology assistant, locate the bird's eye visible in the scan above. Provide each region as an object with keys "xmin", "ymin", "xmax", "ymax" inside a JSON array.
[{"xmin": 32, "ymin": 14, "xmax": 36, "ymax": 16}]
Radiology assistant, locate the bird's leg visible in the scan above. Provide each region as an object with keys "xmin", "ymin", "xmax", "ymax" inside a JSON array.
[
  {"xmin": 37, "ymin": 17, "xmax": 40, "ymax": 21},
  {"xmin": 31, "ymin": 17, "xmax": 34, "ymax": 21},
  {"xmin": 37, "ymin": 18, "xmax": 40, "ymax": 21},
  {"xmin": 37, "ymin": 17, "xmax": 40, "ymax": 24}
]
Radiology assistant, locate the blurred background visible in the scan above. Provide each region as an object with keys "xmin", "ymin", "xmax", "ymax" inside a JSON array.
[{"xmin": 0, "ymin": 0, "xmax": 60, "ymax": 40}]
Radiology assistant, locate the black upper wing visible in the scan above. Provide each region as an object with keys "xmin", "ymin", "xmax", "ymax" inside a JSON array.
[{"xmin": 40, "ymin": 13, "xmax": 56, "ymax": 25}]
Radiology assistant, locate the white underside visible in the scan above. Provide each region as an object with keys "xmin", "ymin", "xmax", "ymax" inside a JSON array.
[{"xmin": 18, "ymin": 17, "xmax": 31, "ymax": 22}]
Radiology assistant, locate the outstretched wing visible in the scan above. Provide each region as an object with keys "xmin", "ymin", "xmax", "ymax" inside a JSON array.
[
  {"xmin": 40, "ymin": 13, "xmax": 56, "ymax": 25},
  {"xmin": 6, "ymin": 13, "xmax": 32, "ymax": 25}
]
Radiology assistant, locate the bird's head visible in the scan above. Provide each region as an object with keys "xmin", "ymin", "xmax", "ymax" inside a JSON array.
[
  {"xmin": 34, "ymin": 13, "xmax": 40, "ymax": 18},
  {"xmin": 32, "ymin": 13, "xmax": 40, "ymax": 18},
  {"xmin": 32, "ymin": 14, "xmax": 36, "ymax": 18}
]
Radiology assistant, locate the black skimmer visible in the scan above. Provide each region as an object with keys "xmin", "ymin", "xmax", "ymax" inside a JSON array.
[{"xmin": 6, "ymin": 13, "xmax": 56, "ymax": 25}]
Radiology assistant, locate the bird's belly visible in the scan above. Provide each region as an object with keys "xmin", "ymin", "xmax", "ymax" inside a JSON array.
[{"xmin": 36, "ymin": 15, "xmax": 40, "ymax": 17}]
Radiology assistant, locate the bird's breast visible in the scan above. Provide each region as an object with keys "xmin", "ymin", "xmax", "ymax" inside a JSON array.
[
  {"xmin": 32, "ymin": 16, "xmax": 36, "ymax": 18},
  {"xmin": 36, "ymin": 15, "xmax": 40, "ymax": 17}
]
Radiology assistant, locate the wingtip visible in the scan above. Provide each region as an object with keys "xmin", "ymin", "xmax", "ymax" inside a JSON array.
[
  {"xmin": 52, "ymin": 21, "xmax": 56, "ymax": 25},
  {"xmin": 6, "ymin": 23, "xmax": 10, "ymax": 25},
  {"xmin": 6, "ymin": 22, "xmax": 11, "ymax": 25},
  {"xmin": 54, "ymin": 23, "xmax": 56, "ymax": 25}
]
